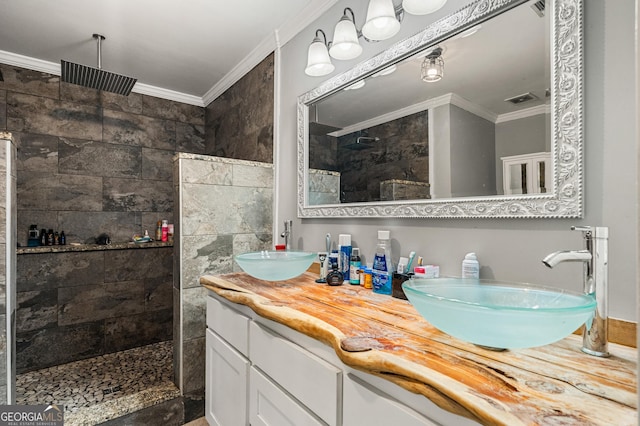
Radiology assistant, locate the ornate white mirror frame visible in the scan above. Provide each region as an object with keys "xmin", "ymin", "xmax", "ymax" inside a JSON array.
[{"xmin": 297, "ymin": 0, "xmax": 583, "ymax": 218}]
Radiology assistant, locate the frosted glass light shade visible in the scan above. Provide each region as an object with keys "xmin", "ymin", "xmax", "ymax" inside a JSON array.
[
  {"xmin": 362, "ymin": 0, "xmax": 401, "ymax": 41},
  {"xmin": 305, "ymin": 40, "xmax": 335, "ymax": 77},
  {"xmin": 402, "ymin": 0, "xmax": 447, "ymax": 15},
  {"xmin": 329, "ymin": 18, "xmax": 363, "ymax": 60}
]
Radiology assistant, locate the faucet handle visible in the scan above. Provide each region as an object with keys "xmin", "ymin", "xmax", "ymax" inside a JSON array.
[{"xmin": 571, "ymin": 226, "xmax": 608, "ymax": 239}]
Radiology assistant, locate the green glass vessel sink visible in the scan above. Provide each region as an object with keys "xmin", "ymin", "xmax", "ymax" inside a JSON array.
[
  {"xmin": 234, "ymin": 250, "xmax": 316, "ymax": 281},
  {"xmin": 402, "ymin": 278, "xmax": 596, "ymax": 349}
]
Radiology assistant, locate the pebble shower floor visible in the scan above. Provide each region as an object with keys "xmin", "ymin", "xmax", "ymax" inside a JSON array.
[{"xmin": 16, "ymin": 341, "xmax": 179, "ymax": 425}]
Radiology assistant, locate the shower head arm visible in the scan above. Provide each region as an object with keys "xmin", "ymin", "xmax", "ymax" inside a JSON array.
[{"xmin": 93, "ymin": 34, "xmax": 105, "ymax": 69}]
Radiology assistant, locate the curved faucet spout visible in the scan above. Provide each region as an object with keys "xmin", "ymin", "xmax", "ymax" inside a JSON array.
[
  {"xmin": 542, "ymin": 226, "xmax": 609, "ymax": 357},
  {"xmin": 542, "ymin": 250, "xmax": 592, "ymax": 268}
]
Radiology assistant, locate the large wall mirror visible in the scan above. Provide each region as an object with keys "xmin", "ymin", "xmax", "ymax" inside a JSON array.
[{"xmin": 297, "ymin": 0, "xmax": 583, "ymax": 218}]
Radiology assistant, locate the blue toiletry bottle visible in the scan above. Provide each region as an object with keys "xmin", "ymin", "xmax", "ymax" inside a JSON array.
[
  {"xmin": 339, "ymin": 234, "xmax": 352, "ymax": 281},
  {"xmin": 372, "ymin": 230, "xmax": 393, "ymax": 295}
]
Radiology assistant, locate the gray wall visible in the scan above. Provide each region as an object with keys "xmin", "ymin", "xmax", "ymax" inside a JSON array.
[
  {"xmin": 277, "ymin": 0, "xmax": 637, "ymax": 322},
  {"xmin": 495, "ymin": 113, "xmax": 549, "ymax": 194},
  {"xmin": 449, "ymin": 105, "xmax": 496, "ymax": 197}
]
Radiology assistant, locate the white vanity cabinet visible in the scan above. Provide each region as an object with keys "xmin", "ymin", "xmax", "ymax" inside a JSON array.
[
  {"xmin": 205, "ymin": 290, "xmax": 471, "ymax": 426},
  {"xmin": 205, "ymin": 296, "xmax": 251, "ymax": 426}
]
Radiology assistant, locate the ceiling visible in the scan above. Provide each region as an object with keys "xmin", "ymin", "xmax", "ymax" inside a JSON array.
[{"xmin": 0, "ymin": 0, "xmax": 333, "ymax": 106}]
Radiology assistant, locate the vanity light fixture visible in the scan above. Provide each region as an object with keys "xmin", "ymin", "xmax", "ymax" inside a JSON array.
[
  {"xmin": 421, "ymin": 47, "xmax": 444, "ymax": 82},
  {"xmin": 304, "ymin": 0, "xmax": 448, "ymax": 77},
  {"xmin": 402, "ymin": 0, "xmax": 447, "ymax": 15},
  {"xmin": 362, "ymin": 0, "xmax": 402, "ymax": 41},
  {"xmin": 305, "ymin": 29, "xmax": 335, "ymax": 77},
  {"xmin": 329, "ymin": 8, "xmax": 363, "ymax": 60}
]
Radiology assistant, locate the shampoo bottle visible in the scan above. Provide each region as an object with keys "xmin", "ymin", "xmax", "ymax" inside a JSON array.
[{"xmin": 372, "ymin": 230, "xmax": 393, "ymax": 295}]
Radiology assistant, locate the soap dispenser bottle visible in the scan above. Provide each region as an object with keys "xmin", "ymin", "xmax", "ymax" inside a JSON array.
[{"xmin": 372, "ymin": 230, "xmax": 393, "ymax": 294}]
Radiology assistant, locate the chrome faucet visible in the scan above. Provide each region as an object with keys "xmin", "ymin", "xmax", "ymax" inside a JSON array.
[
  {"xmin": 280, "ymin": 220, "xmax": 292, "ymax": 251},
  {"xmin": 542, "ymin": 226, "xmax": 609, "ymax": 357}
]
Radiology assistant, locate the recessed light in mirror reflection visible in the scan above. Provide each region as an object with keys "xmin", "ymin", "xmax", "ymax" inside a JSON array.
[{"xmin": 343, "ymin": 80, "xmax": 366, "ymax": 90}]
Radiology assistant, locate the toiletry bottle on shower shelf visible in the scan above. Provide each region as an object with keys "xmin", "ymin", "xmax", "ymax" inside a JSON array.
[
  {"xmin": 372, "ymin": 230, "xmax": 393, "ymax": 295},
  {"xmin": 161, "ymin": 220, "xmax": 169, "ymax": 242}
]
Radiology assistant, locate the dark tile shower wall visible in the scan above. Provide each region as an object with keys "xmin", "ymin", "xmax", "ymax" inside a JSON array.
[
  {"xmin": 0, "ymin": 62, "xmax": 205, "ymax": 373},
  {"xmin": 16, "ymin": 246, "xmax": 173, "ymax": 373},
  {"xmin": 338, "ymin": 110, "xmax": 429, "ymax": 203},
  {"xmin": 0, "ymin": 63, "xmax": 205, "ymax": 246},
  {"xmin": 204, "ymin": 54, "xmax": 274, "ymax": 162}
]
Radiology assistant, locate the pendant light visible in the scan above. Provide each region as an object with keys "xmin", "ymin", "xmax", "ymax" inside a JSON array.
[
  {"xmin": 329, "ymin": 8, "xmax": 363, "ymax": 61},
  {"xmin": 421, "ymin": 47, "xmax": 444, "ymax": 82},
  {"xmin": 362, "ymin": 0, "xmax": 401, "ymax": 41},
  {"xmin": 305, "ymin": 30, "xmax": 335, "ymax": 77},
  {"xmin": 402, "ymin": 0, "xmax": 447, "ymax": 15}
]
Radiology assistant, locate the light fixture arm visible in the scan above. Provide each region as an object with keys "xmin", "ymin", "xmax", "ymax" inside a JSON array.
[
  {"xmin": 343, "ymin": 7, "xmax": 356, "ymax": 23},
  {"xmin": 314, "ymin": 29, "xmax": 329, "ymax": 47}
]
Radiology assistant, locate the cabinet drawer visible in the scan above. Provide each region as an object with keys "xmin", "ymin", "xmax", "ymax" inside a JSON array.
[
  {"xmin": 207, "ymin": 294, "xmax": 249, "ymax": 356},
  {"xmin": 343, "ymin": 374, "xmax": 436, "ymax": 426},
  {"xmin": 249, "ymin": 322, "xmax": 341, "ymax": 426},
  {"xmin": 250, "ymin": 367, "xmax": 324, "ymax": 426},
  {"xmin": 205, "ymin": 329, "xmax": 250, "ymax": 426}
]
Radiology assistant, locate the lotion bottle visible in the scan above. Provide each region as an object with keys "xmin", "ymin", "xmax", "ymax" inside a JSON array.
[{"xmin": 462, "ymin": 252, "xmax": 480, "ymax": 279}]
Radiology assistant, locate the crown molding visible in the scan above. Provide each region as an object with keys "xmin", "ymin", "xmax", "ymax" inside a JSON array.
[
  {"xmin": 0, "ymin": 49, "xmax": 205, "ymax": 106},
  {"xmin": 495, "ymin": 104, "xmax": 550, "ymax": 123},
  {"xmin": 201, "ymin": 34, "xmax": 276, "ymax": 107},
  {"xmin": 132, "ymin": 83, "xmax": 203, "ymax": 107},
  {"xmin": 0, "ymin": 50, "xmax": 60, "ymax": 75},
  {"xmin": 329, "ymin": 93, "xmax": 499, "ymax": 137}
]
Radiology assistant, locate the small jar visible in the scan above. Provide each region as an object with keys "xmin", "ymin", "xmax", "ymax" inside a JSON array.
[{"xmin": 363, "ymin": 267, "xmax": 373, "ymax": 289}]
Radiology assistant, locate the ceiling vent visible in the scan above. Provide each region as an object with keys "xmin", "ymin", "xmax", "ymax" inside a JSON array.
[
  {"xmin": 505, "ymin": 92, "xmax": 539, "ymax": 105},
  {"xmin": 531, "ymin": 0, "xmax": 545, "ymax": 17}
]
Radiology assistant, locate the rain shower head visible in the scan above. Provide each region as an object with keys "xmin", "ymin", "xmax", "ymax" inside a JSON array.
[{"xmin": 61, "ymin": 34, "xmax": 137, "ymax": 96}]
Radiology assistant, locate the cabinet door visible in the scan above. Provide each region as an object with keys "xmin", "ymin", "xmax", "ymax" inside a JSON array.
[
  {"xmin": 250, "ymin": 322, "xmax": 341, "ymax": 426},
  {"xmin": 250, "ymin": 367, "xmax": 324, "ymax": 426},
  {"xmin": 502, "ymin": 152, "xmax": 551, "ymax": 195},
  {"xmin": 343, "ymin": 374, "xmax": 437, "ymax": 426},
  {"xmin": 205, "ymin": 329, "xmax": 250, "ymax": 426}
]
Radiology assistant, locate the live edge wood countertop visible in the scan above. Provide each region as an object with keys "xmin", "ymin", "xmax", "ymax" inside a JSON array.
[{"xmin": 201, "ymin": 272, "xmax": 637, "ymax": 426}]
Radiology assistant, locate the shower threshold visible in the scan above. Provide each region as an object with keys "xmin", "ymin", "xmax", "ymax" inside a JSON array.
[{"xmin": 16, "ymin": 340, "xmax": 180, "ymax": 426}]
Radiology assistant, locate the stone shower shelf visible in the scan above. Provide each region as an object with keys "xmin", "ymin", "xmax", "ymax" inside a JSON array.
[{"xmin": 17, "ymin": 241, "xmax": 173, "ymax": 255}]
